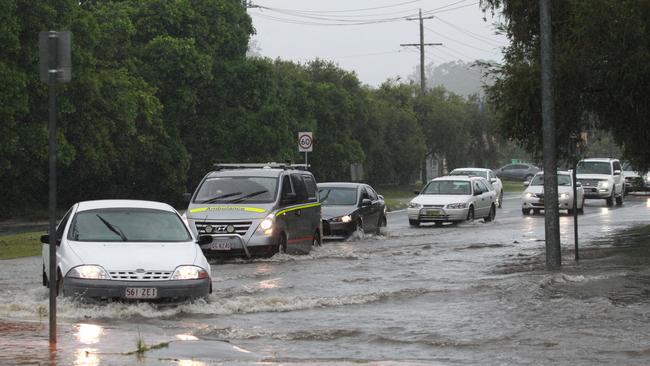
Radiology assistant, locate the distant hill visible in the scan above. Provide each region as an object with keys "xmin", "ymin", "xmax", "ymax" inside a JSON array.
[{"xmin": 410, "ymin": 60, "xmax": 495, "ymax": 97}]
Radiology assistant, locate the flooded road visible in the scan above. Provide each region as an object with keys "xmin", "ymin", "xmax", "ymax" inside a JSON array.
[{"xmin": 1, "ymin": 194, "xmax": 650, "ymax": 365}]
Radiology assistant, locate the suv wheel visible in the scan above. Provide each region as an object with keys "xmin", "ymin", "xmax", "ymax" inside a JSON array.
[
  {"xmin": 606, "ymin": 191, "xmax": 614, "ymax": 207},
  {"xmin": 409, "ymin": 219, "xmax": 420, "ymax": 227},
  {"xmin": 616, "ymin": 191, "xmax": 624, "ymax": 206}
]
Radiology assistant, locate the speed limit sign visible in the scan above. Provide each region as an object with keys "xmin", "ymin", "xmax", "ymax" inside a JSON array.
[{"xmin": 298, "ymin": 132, "xmax": 313, "ymax": 152}]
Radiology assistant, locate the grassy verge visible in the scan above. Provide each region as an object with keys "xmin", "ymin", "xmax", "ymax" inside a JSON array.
[
  {"xmin": 0, "ymin": 231, "xmax": 44, "ymax": 260},
  {"xmin": 376, "ymin": 185, "xmax": 419, "ymax": 212},
  {"xmin": 502, "ymin": 179, "xmax": 526, "ymax": 193}
]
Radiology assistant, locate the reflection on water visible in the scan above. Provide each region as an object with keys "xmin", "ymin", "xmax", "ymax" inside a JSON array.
[
  {"xmin": 74, "ymin": 348, "xmax": 99, "ymax": 366},
  {"xmin": 176, "ymin": 334, "xmax": 199, "ymax": 341},
  {"xmin": 76, "ymin": 323, "xmax": 103, "ymax": 345},
  {"xmin": 646, "ymin": 198, "xmax": 650, "ymax": 208},
  {"xmin": 176, "ymin": 359, "xmax": 208, "ymax": 366},
  {"xmin": 258, "ymin": 278, "xmax": 280, "ymax": 290}
]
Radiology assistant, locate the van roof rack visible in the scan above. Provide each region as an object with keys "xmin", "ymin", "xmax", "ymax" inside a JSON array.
[{"xmin": 213, "ymin": 163, "xmax": 311, "ymax": 171}]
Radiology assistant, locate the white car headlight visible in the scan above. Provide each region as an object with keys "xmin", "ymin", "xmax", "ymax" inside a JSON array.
[
  {"xmin": 446, "ymin": 203, "xmax": 467, "ymax": 209},
  {"xmin": 67, "ymin": 265, "xmax": 110, "ymax": 280},
  {"xmin": 171, "ymin": 265, "xmax": 209, "ymax": 280},
  {"xmin": 598, "ymin": 181, "xmax": 610, "ymax": 188},
  {"xmin": 408, "ymin": 202, "xmax": 422, "ymax": 209},
  {"xmin": 559, "ymin": 193, "xmax": 569, "ymax": 199},
  {"xmin": 645, "ymin": 175, "xmax": 650, "ymax": 183},
  {"xmin": 524, "ymin": 192, "xmax": 535, "ymax": 198}
]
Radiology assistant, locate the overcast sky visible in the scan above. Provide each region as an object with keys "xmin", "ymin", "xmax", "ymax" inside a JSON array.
[{"xmin": 248, "ymin": 0, "xmax": 508, "ymax": 86}]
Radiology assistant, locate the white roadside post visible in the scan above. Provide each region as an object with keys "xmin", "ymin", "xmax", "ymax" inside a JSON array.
[{"xmin": 298, "ymin": 132, "xmax": 313, "ymax": 166}]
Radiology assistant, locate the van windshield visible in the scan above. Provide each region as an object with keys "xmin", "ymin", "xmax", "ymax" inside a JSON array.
[
  {"xmin": 194, "ymin": 176, "xmax": 278, "ymax": 204},
  {"xmin": 68, "ymin": 208, "xmax": 192, "ymax": 242}
]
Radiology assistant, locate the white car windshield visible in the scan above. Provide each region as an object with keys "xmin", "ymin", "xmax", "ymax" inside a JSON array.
[
  {"xmin": 576, "ymin": 161, "xmax": 611, "ymax": 175},
  {"xmin": 68, "ymin": 208, "xmax": 192, "ymax": 242},
  {"xmin": 319, "ymin": 187, "xmax": 357, "ymax": 206},
  {"xmin": 449, "ymin": 170, "xmax": 486, "ymax": 178},
  {"xmin": 194, "ymin": 176, "xmax": 277, "ymax": 203},
  {"xmin": 530, "ymin": 175, "xmax": 572, "ymax": 186},
  {"xmin": 422, "ymin": 180, "xmax": 471, "ymax": 195}
]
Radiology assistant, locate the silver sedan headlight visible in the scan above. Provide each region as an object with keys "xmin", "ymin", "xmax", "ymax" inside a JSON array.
[
  {"xmin": 524, "ymin": 192, "xmax": 535, "ymax": 198},
  {"xmin": 446, "ymin": 203, "xmax": 467, "ymax": 209},
  {"xmin": 67, "ymin": 265, "xmax": 111, "ymax": 280},
  {"xmin": 559, "ymin": 193, "xmax": 570, "ymax": 199},
  {"xmin": 331, "ymin": 215, "xmax": 352, "ymax": 223},
  {"xmin": 408, "ymin": 202, "xmax": 422, "ymax": 209}
]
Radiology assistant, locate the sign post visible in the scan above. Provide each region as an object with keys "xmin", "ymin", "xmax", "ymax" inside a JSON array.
[
  {"xmin": 39, "ymin": 30, "xmax": 71, "ymax": 345},
  {"xmin": 298, "ymin": 132, "xmax": 313, "ymax": 166}
]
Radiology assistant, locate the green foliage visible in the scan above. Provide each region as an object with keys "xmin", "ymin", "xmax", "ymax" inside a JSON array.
[
  {"xmin": 0, "ymin": 231, "xmax": 44, "ymax": 260},
  {"xmin": 482, "ymin": 0, "xmax": 650, "ymax": 168}
]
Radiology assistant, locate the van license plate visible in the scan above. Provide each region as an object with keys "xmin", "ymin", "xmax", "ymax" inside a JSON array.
[
  {"xmin": 209, "ymin": 241, "xmax": 232, "ymax": 251},
  {"xmin": 125, "ymin": 288, "xmax": 157, "ymax": 299}
]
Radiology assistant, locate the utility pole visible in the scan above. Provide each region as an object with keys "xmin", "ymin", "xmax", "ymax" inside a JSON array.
[
  {"xmin": 401, "ymin": 9, "xmax": 442, "ymax": 94},
  {"xmin": 539, "ymin": 0, "xmax": 561, "ymax": 269}
]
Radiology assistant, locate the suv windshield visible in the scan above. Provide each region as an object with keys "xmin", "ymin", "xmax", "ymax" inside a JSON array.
[
  {"xmin": 577, "ymin": 161, "xmax": 612, "ymax": 175},
  {"xmin": 194, "ymin": 176, "xmax": 278, "ymax": 203},
  {"xmin": 422, "ymin": 180, "xmax": 471, "ymax": 195},
  {"xmin": 68, "ymin": 208, "xmax": 192, "ymax": 242},
  {"xmin": 449, "ymin": 170, "xmax": 485, "ymax": 178},
  {"xmin": 530, "ymin": 175, "xmax": 572, "ymax": 186},
  {"xmin": 319, "ymin": 187, "xmax": 357, "ymax": 206}
]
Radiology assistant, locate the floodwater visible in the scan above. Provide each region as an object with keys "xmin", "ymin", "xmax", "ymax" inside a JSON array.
[{"xmin": 1, "ymin": 194, "xmax": 650, "ymax": 365}]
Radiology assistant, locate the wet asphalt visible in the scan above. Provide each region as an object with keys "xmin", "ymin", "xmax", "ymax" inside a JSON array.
[{"xmin": 1, "ymin": 193, "xmax": 649, "ymax": 365}]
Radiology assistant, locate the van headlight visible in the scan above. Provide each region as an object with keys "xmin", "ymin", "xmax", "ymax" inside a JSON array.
[
  {"xmin": 171, "ymin": 266, "xmax": 209, "ymax": 280},
  {"xmin": 408, "ymin": 202, "xmax": 422, "ymax": 209},
  {"xmin": 257, "ymin": 214, "xmax": 275, "ymax": 236},
  {"xmin": 67, "ymin": 265, "xmax": 110, "ymax": 280}
]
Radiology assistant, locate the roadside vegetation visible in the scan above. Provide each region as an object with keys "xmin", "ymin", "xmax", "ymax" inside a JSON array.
[
  {"xmin": 501, "ymin": 180, "xmax": 526, "ymax": 193},
  {"xmin": 377, "ymin": 185, "xmax": 419, "ymax": 212},
  {"xmin": 0, "ymin": 232, "xmax": 43, "ymax": 260}
]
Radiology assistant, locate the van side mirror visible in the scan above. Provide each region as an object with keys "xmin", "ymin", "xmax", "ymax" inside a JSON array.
[
  {"xmin": 490, "ymin": 178, "xmax": 497, "ymax": 183},
  {"xmin": 183, "ymin": 192, "xmax": 192, "ymax": 203},
  {"xmin": 361, "ymin": 198, "xmax": 372, "ymax": 207},
  {"xmin": 378, "ymin": 194, "xmax": 384, "ymax": 200},
  {"xmin": 197, "ymin": 235, "xmax": 213, "ymax": 245}
]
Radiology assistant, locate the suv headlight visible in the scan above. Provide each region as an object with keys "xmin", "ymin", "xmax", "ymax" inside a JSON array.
[
  {"xmin": 559, "ymin": 193, "xmax": 569, "ymax": 199},
  {"xmin": 446, "ymin": 203, "xmax": 467, "ymax": 209},
  {"xmin": 598, "ymin": 181, "xmax": 610, "ymax": 188},
  {"xmin": 171, "ymin": 265, "xmax": 209, "ymax": 280},
  {"xmin": 408, "ymin": 202, "xmax": 422, "ymax": 209},
  {"xmin": 67, "ymin": 265, "xmax": 110, "ymax": 280}
]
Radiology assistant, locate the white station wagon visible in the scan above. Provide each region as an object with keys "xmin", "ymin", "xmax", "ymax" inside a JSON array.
[
  {"xmin": 407, "ymin": 176, "xmax": 497, "ymax": 226},
  {"xmin": 41, "ymin": 200, "xmax": 213, "ymax": 301}
]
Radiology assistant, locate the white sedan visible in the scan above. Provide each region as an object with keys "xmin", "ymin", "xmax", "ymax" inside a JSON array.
[
  {"xmin": 42, "ymin": 200, "xmax": 213, "ymax": 301},
  {"xmin": 407, "ymin": 176, "xmax": 497, "ymax": 226},
  {"xmin": 521, "ymin": 171, "xmax": 585, "ymax": 215},
  {"xmin": 449, "ymin": 167, "xmax": 504, "ymax": 208}
]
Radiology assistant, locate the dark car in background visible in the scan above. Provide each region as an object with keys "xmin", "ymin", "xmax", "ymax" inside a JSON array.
[
  {"xmin": 495, "ymin": 163, "xmax": 540, "ymax": 181},
  {"xmin": 318, "ymin": 183, "xmax": 387, "ymax": 239}
]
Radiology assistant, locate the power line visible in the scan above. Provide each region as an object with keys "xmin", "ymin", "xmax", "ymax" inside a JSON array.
[
  {"xmin": 423, "ymin": 25, "xmax": 496, "ymax": 53},
  {"xmin": 400, "ymin": 9, "xmax": 442, "ymax": 94},
  {"xmin": 251, "ymin": 0, "xmax": 424, "ymax": 14},
  {"xmin": 434, "ymin": 16, "xmax": 505, "ymax": 47}
]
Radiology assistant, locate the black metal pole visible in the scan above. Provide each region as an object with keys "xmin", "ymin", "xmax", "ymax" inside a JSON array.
[
  {"xmin": 572, "ymin": 140, "xmax": 579, "ymax": 261},
  {"xmin": 48, "ymin": 31, "xmax": 58, "ymax": 345}
]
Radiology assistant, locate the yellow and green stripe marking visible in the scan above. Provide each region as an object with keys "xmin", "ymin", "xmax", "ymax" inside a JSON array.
[
  {"xmin": 189, "ymin": 206, "xmax": 267, "ymax": 214},
  {"xmin": 275, "ymin": 203, "xmax": 321, "ymax": 216}
]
